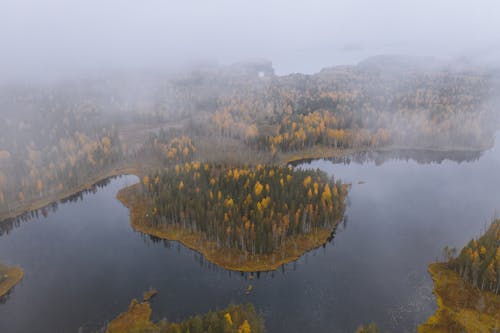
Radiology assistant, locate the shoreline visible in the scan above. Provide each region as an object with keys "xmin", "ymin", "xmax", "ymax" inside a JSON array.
[
  {"xmin": 279, "ymin": 143, "xmax": 489, "ymax": 166},
  {"xmin": 0, "ymin": 165, "xmax": 143, "ymax": 225},
  {"xmin": 0, "ymin": 266, "xmax": 24, "ymax": 298},
  {"xmin": 0, "ymin": 143, "xmax": 488, "ymax": 227},
  {"xmin": 418, "ymin": 263, "xmax": 500, "ymax": 333},
  {"xmin": 117, "ymin": 183, "xmax": 338, "ymax": 272}
]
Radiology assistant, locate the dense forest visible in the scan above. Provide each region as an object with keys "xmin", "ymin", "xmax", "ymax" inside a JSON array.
[
  {"xmin": 0, "ymin": 56, "xmax": 498, "ymax": 221},
  {"xmin": 140, "ymin": 163, "xmax": 347, "ymax": 255},
  {"xmin": 0, "ymin": 87, "xmax": 125, "ymax": 217},
  {"xmin": 209, "ymin": 58, "xmax": 497, "ymax": 152},
  {"xmin": 138, "ymin": 130, "xmax": 197, "ymax": 164},
  {"xmin": 448, "ymin": 219, "xmax": 500, "ymax": 294}
]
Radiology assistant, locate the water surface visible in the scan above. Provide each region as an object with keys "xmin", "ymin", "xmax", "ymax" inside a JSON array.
[{"xmin": 1, "ymin": 137, "xmax": 499, "ymax": 333}]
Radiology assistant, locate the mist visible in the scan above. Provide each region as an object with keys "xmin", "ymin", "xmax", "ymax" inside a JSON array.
[
  {"xmin": 2, "ymin": 2, "xmax": 500, "ymax": 332},
  {"xmin": 2, "ymin": 0, "xmax": 500, "ymax": 82}
]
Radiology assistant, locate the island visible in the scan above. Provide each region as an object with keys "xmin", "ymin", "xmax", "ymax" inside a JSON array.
[{"xmin": 118, "ymin": 163, "xmax": 347, "ymax": 271}]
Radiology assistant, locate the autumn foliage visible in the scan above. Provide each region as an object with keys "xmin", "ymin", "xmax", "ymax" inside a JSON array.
[
  {"xmin": 106, "ymin": 301, "xmax": 263, "ymax": 333},
  {"xmin": 449, "ymin": 219, "xmax": 500, "ymax": 294},
  {"xmin": 141, "ymin": 163, "xmax": 347, "ymax": 255}
]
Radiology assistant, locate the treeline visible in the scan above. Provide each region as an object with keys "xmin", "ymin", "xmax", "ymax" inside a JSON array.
[
  {"xmin": 157, "ymin": 303, "xmax": 263, "ymax": 333},
  {"xmin": 0, "ymin": 82, "xmax": 132, "ymax": 217},
  {"xmin": 255, "ymin": 110, "xmax": 392, "ymax": 153},
  {"xmin": 208, "ymin": 58, "xmax": 495, "ymax": 152},
  {"xmin": 0, "ymin": 129, "xmax": 123, "ymax": 214},
  {"xmin": 449, "ymin": 219, "xmax": 500, "ymax": 294},
  {"xmin": 0, "ymin": 178, "xmax": 113, "ymax": 236},
  {"xmin": 106, "ymin": 301, "xmax": 264, "ymax": 333},
  {"xmin": 141, "ymin": 163, "xmax": 347, "ymax": 255}
]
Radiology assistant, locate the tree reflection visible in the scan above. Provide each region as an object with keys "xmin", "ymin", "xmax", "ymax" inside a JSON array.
[
  {"xmin": 0, "ymin": 177, "xmax": 115, "ymax": 236},
  {"xmin": 136, "ymin": 227, "xmax": 344, "ymax": 278},
  {"xmin": 291, "ymin": 149, "xmax": 483, "ymax": 167}
]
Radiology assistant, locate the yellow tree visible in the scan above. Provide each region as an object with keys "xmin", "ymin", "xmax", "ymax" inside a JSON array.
[
  {"xmin": 224, "ymin": 313, "xmax": 233, "ymax": 326},
  {"xmin": 321, "ymin": 184, "xmax": 332, "ymax": 203},
  {"xmin": 238, "ymin": 320, "xmax": 251, "ymax": 333},
  {"xmin": 254, "ymin": 181, "xmax": 263, "ymax": 196}
]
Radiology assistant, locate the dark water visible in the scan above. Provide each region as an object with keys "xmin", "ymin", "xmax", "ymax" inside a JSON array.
[{"xmin": 1, "ymin": 136, "xmax": 500, "ymax": 333}]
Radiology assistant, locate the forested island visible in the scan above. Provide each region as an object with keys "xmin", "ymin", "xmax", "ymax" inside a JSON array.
[
  {"xmin": 419, "ymin": 219, "xmax": 500, "ymax": 332},
  {"xmin": 118, "ymin": 163, "xmax": 347, "ymax": 271}
]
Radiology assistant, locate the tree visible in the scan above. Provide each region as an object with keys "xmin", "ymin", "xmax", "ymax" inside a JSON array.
[
  {"xmin": 36, "ymin": 179, "xmax": 43, "ymax": 195},
  {"xmin": 238, "ymin": 320, "xmax": 251, "ymax": 333}
]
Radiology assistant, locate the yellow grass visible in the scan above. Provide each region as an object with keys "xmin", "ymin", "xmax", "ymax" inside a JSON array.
[
  {"xmin": 0, "ymin": 266, "xmax": 24, "ymax": 298},
  {"xmin": 117, "ymin": 183, "xmax": 337, "ymax": 272},
  {"xmin": 143, "ymin": 288, "xmax": 158, "ymax": 302},
  {"xmin": 105, "ymin": 299, "xmax": 158, "ymax": 333},
  {"xmin": 418, "ymin": 263, "xmax": 500, "ymax": 333}
]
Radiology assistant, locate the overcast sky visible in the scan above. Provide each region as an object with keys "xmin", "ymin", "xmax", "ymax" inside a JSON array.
[{"xmin": 1, "ymin": 0, "xmax": 499, "ymax": 81}]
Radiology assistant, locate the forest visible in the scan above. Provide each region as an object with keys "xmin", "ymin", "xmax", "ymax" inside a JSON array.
[
  {"xmin": 0, "ymin": 90, "xmax": 124, "ymax": 218},
  {"xmin": 0, "ymin": 57, "xmax": 499, "ymax": 333},
  {"xmin": 210, "ymin": 59, "xmax": 497, "ymax": 153},
  {"xmin": 0, "ymin": 56, "xmax": 498, "ymax": 222},
  {"xmin": 139, "ymin": 163, "xmax": 347, "ymax": 255},
  {"xmin": 448, "ymin": 218, "xmax": 500, "ymax": 294}
]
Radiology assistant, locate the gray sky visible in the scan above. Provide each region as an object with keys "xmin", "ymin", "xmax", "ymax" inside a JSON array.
[{"xmin": 1, "ymin": 0, "xmax": 499, "ymax": 80}]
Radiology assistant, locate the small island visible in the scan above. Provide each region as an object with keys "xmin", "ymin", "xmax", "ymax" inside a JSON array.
[
  {"xmin": 0, "ymin": 263, "xmax": 23, "ymax": 298},
  {"xmin": 105, "ymin": 291, "xmax": 264, "ymax": 333},
  {"xmin": 118, "ymin": 162, "xmax": 347, "ymax": 271},
  {"xmin": 419, "ymin": 219, "xmax": 500, "ymax": 332}
]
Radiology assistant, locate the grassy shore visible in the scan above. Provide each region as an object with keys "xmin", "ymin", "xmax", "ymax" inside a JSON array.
[
  {"xmin": 0, "ymin": 265, "xmax": 24, "ymax": 298},
  {"xmin": 418, "ymin": 263, "xmax": 500, "ymax": 333},
  {"xmin": 105, "ymin": 298, "xmax": 158, "ymax": 333},
  {"xmin": 105, "ymin": 290, "xmax": 264, "ymax": 333},
  {"xmin": 117, "ymin": 183, "xmax": 337, "ymax": 272}
]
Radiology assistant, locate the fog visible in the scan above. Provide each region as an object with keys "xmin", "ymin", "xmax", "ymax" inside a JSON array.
[
  {"xmin": 2, "ymin": 3, "xmax": 500, "ymax": 332},
  {"xmin": 2, "ymin": 0, "xmax": 500, "ymax": 81}
]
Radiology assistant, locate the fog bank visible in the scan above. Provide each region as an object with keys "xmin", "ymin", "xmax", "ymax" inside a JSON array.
[{"xmin": 1, "ymin": 0, "xmax": 500, "ymax": 82}]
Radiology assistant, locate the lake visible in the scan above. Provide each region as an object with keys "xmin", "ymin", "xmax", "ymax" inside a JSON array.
[{"xmin": 1, "ymin": 136, "xmax": 499, "ymax": 333}]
